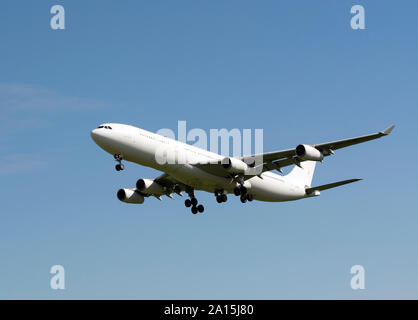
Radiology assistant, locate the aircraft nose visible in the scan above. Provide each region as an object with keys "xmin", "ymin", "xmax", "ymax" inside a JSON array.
[
  {"xmin": 90, "ymin": 128, "xmax": 99, "ymax": 141},
  {"xmin": 90, "ymin": 128, "xmax": 104, "ymax": 144}
]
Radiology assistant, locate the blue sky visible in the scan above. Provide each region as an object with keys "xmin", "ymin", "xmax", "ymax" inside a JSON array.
[{"xmin": 0, "ymin": 0, "xmax": 417, "ymax": 299}]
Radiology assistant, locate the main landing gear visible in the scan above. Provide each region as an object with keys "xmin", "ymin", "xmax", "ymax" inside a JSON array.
[
  {"xmin": 114, "ymin": 154, "xmax": 124, "ymax": 171},
  {"xmin": 240, "ymin": 193, "xmax": 254, "ymax": 203},
  {"xmin": 233, "ymin": 184, "xmax": 254, "ymax": 204},
  {"xmin": 215, "ymin": 190, "xmax": 227, "ymax": 203},
  {"xmin": 184, "ymin": 189, "xmax": 204, "ymax": 214}
]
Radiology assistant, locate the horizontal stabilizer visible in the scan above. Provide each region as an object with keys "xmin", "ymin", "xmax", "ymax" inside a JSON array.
[{"xmin": 305, "ymin": 178, "xmax": 362, "ymax": 194}]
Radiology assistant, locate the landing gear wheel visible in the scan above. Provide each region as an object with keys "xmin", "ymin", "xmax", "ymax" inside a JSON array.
[
  {"xmin": 191, "ymin": 197, "xmax": 198, "ymax": 206},
  {"xmin": 197, "ymin": 204, "xmax": 204, "ymax": 213},
  {"xmin": 246, "ymin": 194, "xmax": 253, "ymax": 202},
  {"xmin": 191, "ymin": 206, "xmax": 198, "ymax": 214},
  {"xmin": 233, "ymin": 187, "xmax": 241, "ymax": 196},
  {"xmin": 216, "ymin": 195, "xmax": 223, "ymax": 203},
  {"xmin": 221, "ymin": 194, "xmax": 227, "ymax": 202},
  {"xmin": 239, "ymin": 186, "xmax": 247, "ymax": 195},
  {"xmin": 240, "ymin": 195, "xmax": 247, "ymax": 203},
  {"xmin": 115, "ymin": 164, "xmax": 122, "ymax": 171},
  {"xmin": 185, "ymin": 199, "xmax": 192, "ymax": 207}
]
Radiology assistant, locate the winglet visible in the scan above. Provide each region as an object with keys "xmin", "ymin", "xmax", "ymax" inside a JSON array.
[{"xmin": 380, "ymin": 124, "xmax": 395, "ymax": 135}]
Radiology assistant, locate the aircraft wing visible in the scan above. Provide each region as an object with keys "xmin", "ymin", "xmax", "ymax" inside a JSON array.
[
  {"xmin": 154, "ymin": 173, "xmax": 180, "ymax": 189},
  {"xmin": 311, "ymin": 125, "xmax": 394, "ymax": 153},
  {"xmin": 194, "ymin": 125, "xmax": 394, "ymax": 178},
  {"xmin": 149, "ymin": 173, "xmax": 188, "ymax": 199},
  {"xmin": 240, "ymin": 125, "xmax": 395, "ymax": 175}
]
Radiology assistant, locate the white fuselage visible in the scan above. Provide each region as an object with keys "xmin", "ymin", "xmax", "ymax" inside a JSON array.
[{"xmin": 91, "ymin": 123, "xmax": 309, "ymax": 202}]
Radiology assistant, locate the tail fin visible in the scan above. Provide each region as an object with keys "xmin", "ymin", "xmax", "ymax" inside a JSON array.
[{"xmin": 285, "ymin": 160, "xmax": 316, "ymax": 187}]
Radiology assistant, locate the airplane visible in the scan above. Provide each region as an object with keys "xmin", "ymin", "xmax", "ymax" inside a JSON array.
[{"xmin": 91, "ymin": 123, "xmax": 394, "ymax": 214}]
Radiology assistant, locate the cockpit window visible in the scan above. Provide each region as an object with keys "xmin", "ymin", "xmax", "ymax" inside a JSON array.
[
  {"xmin": 97, "ymin": 125, "xmax": 112, "ymax": 129},
  {"xmin": 98, "ymin": 126, "xmax": 104, "ymax": 128}
]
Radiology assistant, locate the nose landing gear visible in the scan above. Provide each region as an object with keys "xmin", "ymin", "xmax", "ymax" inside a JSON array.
[{"xmin": 114, "ymin": 154, "xmax": 124, "ymax": 171}]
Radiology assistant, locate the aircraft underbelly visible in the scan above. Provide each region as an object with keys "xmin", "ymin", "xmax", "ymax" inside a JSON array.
[{"xmin": 249, "ymin": 176, "xmax": 306, "ymax": 202}]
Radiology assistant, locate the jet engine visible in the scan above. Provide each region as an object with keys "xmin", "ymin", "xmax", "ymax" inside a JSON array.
[
  {"xmin": 136, "ymin": 178, "xmax": 165, "ymax": 195},
  {"xmin": 221, "ymin": 157, "xmax": 249, "ymax": 174},
  {"xmin": 117, "ymin": 188, "xmax": 144, "ymax": 204},
  {"xmin": 295, "ymin": 144, "xmax": 324, "ymax": 161}
]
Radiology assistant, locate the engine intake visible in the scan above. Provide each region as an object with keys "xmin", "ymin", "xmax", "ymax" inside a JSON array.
[
  {"xmin": 117, "ymin": 188, "xmax": 144, "ymax": 204},
  {"xmin": 295, "ymin": 144, "xmax": 324, "ymax": 161}
]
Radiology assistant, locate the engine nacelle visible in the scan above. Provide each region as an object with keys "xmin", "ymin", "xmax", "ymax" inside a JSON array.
[
  {"xmin": 295, "ymin": 144, "xmax": 324, "ymax": 161},
  {"xmin": 136, "ymin": 178, "xmax": 164, "ymax": 195},
  {"xmin": 221, "ymin": 157, "xmax": 249, "ymax": 174},
  {"xmin": 117, "ymin": 188, "xmax": 144, "ymax": 204}
]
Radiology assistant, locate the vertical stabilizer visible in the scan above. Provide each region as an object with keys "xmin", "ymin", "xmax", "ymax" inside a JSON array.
[{"xmin": 285, "ymin": 160, "xmax": 316, "ymax": 187}]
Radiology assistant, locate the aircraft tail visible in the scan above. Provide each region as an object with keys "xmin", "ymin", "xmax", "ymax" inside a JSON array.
[{"xmin": 285, "ymin": 160, "xmax": 316, "ymax": 187}]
